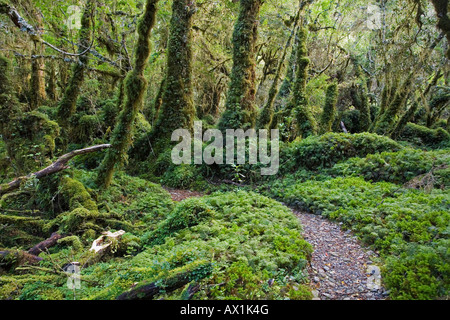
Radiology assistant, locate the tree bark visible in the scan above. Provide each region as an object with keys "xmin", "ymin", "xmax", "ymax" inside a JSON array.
[
  {"xmin": 57, "ymin": 0, "xmax": 95, "ymax": 147},
  {"xmin": 430, "ymin": 0, "xmax": 450, "ymax": 59},
  {"xmin": 148, "ymin": 0, "xmax": 196, "ymax": 154},
  {"xmin": 218, "ymin": 0, "xmax": 262, "ymax": 131}
]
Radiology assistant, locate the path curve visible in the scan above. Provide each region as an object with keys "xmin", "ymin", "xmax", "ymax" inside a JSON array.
[
  {"xmin": 164, "ymin": 187, "xmax": 387, "ymax": 300},
  {"xmin": 294, "ymin": 210, "xmax": 387, "ymax": 300}
]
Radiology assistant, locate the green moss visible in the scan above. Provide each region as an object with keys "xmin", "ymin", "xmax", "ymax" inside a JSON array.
[
  {"xmin": 146, "ymin": 0, "xmax": 196, "ymax": 156},
  {"xmin": 0, "ymin": 58, "xmax": 60, "ymax": 175},
  {"xmin": 319, "ymin": 82, "xmax": 338, "ymax": 134},
  {"xmin": 390, "ymin": 102, "xmax": 419, "ymax": 139},
  {"xmin": 60, "ymin": 176, "xmax": 97, "ymax": 211},
  {"xmin": 331, "ymin": 148, "xmax": 450, "ymax": 187},
  {"xmin": 0, "ymin": 275, "xmax": 57, "ymax": 300},
  {"xmin": 373, "ymin": 74, "xmax": 413, "ymax": 135},
  {"xmin": 142, "ymin": 197, "xmax": 216, "ymax": 246},
  {"xmin": 97, "ymin": 0, "xmax": 159, "ymax": 188},
  {"xmin": 57, "ymin": 235, "xmax": 83, "ymax": 251},
  {"xmin": 217, "ymin": 0, "xmax": 261, "ymax": 131},
  {"xmin": 281, "ymin": 132, "xmax": 402, "ymax": 171},
  {"xmin": 56, "ymin": 0, "xmax": 95, "ymax": 147},
  {"xmin": 71, "ymin": 114, "xmax": 100, "ymax": 144},
  {"xmin": 265, "ymin": 176, "xmax": 450, "ymax": 299},
  {"xmin": 70, "ymin": 191, "xmax": 312, "ymax": 300},
  {"xmin": 350, "ymin": 60, "xmax": 371, "ymax": 132},
  {"xmin": 286, "ymin": 28, "xmax": 317, "ymax": 138}
]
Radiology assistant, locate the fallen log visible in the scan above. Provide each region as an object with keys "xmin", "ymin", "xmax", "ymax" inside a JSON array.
[
  {"xmin": 28, "ymin": 232, "xmax": 65, "ymax": 256},
  {"xmin": 0, "ymin": 250, "xmax": 42, "ymax": 271},
  {"xmin": 0, "ymin": 144, "xmax": 111, "ymax": 196},
  {"xmin": 116, "ymin": 261, "xmax": 213, "ymax": 300}
]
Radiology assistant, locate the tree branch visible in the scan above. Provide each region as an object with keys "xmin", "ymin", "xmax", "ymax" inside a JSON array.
[
  {"xmin": 0, "ymin": 144, "xmax": 111, "ymax": 196},
  {"xmin": 0, "ymin": 2, "xmax": 94, "ymax": 57}
]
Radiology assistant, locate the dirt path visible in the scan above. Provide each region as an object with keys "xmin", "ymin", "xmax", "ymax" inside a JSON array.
[
  {"xmin": 164, "ymin": 188, "xmax": 387, "ymax": 300},
  {"xmin": 295, "ymin": 211, "xmax": 387, "ymax": 300},
  {"xmin": 163, "ymin": 187, "xmax": 204, "ymax": 202}
]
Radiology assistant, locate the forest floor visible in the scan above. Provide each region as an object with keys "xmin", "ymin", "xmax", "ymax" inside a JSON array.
[{"xmin": 164, "ymin": 187, "xmax": 389, "ymax": 300}]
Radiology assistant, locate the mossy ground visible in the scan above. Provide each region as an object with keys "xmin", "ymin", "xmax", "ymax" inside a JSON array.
[{"xmin": 1, "ymin": 131, "xmax": 448, "ymax": 300}]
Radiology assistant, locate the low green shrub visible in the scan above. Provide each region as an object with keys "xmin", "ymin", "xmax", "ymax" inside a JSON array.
[
  {"xmin": 265, "ymin": 176, "xmax": 449, "ymax": 299},
  {"xmin": 281, "ymin": 132, "xmax": 402, "ymax": 172}
]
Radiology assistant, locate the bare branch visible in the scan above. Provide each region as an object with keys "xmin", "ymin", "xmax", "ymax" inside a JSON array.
[{"xmin": 0, "ymin": 144, "xmax": 111, "ymax": 196}]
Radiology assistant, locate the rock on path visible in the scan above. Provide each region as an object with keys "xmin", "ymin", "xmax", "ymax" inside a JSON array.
[
  {"xmin": 295, "ymin": 211, "xmax": 387, "ymax": 300},
  {"xmin": 164, "ymin": 187, "xmax": 387, "ymax": 300}
]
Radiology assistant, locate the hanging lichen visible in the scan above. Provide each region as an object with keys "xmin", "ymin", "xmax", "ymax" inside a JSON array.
[
  {"xmin": 96, "ymin": 0, "xmax": 159, "ymax": 188},
  {"xmin": 320, "ymin": 82, "xmax": 338, "ymax": 134},
  {"xmin": 218, "ymin": 0, "xmax": 262, "ymax": 131}
]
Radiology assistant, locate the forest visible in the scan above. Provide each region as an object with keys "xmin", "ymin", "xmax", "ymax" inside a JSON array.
[{"xmin": 0, "ymin": 0, "xmax": 448, "ymax": 301}]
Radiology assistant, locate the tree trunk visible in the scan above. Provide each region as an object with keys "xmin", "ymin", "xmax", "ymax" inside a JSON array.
[
  {"xmin": 28, "ymin": 232, "xmax": 65, "ymax": 256},
  {"xmin": 96, "ymin": 0, "xmax": 159, "ymax": 188},
  {"xmin": 372, "ymin": 73, "xmax": 413, "ymax": 135},
  {"xmin": 29, "ymin": 7, "xmax": 46, "ymax": 110},
  {"xmin": 256, "ymin": 7, "xmax": 301, "ymax": 130},
  {"xmin": 56, "ymin": 0, "xmax": 95, "ymax": 148},
  {"xmin": 320, "ymin": 82, "xmax": 339, "ymax": 134},
  {"xmin": 148, "ymin": 0, "xmax": 196, "ymax": 155},
  {"xmin": 430, "ymin": 0, "xmax": 450, "ymax": 59},
  {"xmin": 0, "ymin": 250, "xmax": 42, "ymax": 271},
  {"xmin": 290, "ymin": 27, "xmax": 317, "ymax": 138},
  {"xmin": 218, "ymin": 0, "xmax": 262, "ymax": 131},
  {"xmin": 116, "ymin": 261, "xmax": 212, "ymax": 300},
  {"xmin": 0, "ymin": 144, "xmax": 111, "ymax": 196}
]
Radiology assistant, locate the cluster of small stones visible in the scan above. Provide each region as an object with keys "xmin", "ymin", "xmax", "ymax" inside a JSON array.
[{"xmin": 295, "ymin": 211, "xmax": 389, "ymax": 300}]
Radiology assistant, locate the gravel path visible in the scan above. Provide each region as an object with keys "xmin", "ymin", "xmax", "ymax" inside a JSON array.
[
  {"xmin": 294, "ymin": 210, "xmax": 387, "ymax": 300},
  {"xmin": 164, "ymin": 187, "xmax": 387, "ymax": 300}
]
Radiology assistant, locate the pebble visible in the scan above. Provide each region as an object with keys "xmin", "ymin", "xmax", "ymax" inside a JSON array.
[{"xmin": 294, "ymin": 211, "xmax": 386, "ymax": 300}]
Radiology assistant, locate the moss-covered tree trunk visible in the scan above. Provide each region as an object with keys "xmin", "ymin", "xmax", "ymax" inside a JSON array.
[
  {"xmin": 256, "ymin": 10, "xmax": 300, "ymax": 130},
  {"xmin": 351, "ymin": 60, "xmax": 371, "ymax": 132},
  {"xmin": 29, "ymin": 8, "xmax": 46, "ymax": 110},
  {"xmin": 56, "ymin": 0, "xmax": 94, "ymax": 147},
  {"xmin": 390, "ymin": 101, "xmax": 418, "ymax": 139},
  {"xmin": 46, "ymin": 60, "xmax": 57, "ymax": 101},
  {"xmin": 372, "ymin": 73, "xmax": 413, "ymax": 135},
  {"xmin": 319, "ymin": 82, "xmax": 338, "ymax": 134},
  {"xmin": 96, "ymin": 0, "xmax": 159, "ymax": 188},
  {"xmin": 148, "ymin": 0, "xmax": 196, "ymax": 153},
  {"xmin": 218, "ymin": 0, "xmax": 262, "ymax": 131},
  {"xmin": 289, "ymin": 27, "xmax": 317, "ymax": 138},
  {"xmin": 0, "ymin": 55, "xmax": 21, "ymax": 141}
]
